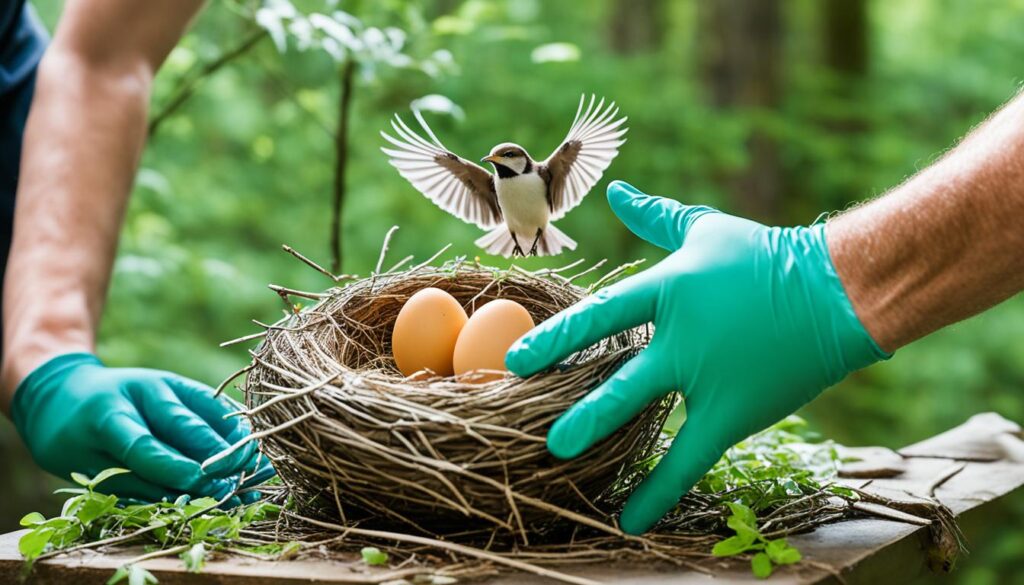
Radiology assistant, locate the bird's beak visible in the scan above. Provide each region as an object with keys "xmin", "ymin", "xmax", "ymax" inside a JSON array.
[{"xmin": 481, "ymin": 155, "xmax": 499, "ymax": 164}]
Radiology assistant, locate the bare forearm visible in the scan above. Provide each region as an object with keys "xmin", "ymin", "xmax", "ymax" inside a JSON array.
[
  {"xmin": 829, "ymin": 94, "xmax": 1024, "ymax": 352},
  {"xmin": 0, "ymin": 0, "xmax": 203, "ymax": 410},
  {"xmin": 0, "ymin": 52, "xmax": 149, "ymax": 403}
]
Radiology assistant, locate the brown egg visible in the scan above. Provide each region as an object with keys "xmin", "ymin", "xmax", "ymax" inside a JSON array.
[
  {"xmin": 391, "ymin": 288, "xmax": 468, "ymax": 377},
  {"xmin": 453, "ymin": 300, "xmax": 535, "ymax": 383}
]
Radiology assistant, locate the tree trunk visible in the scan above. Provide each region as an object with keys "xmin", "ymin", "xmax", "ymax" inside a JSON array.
[
  {"xmin": 822, "ymin": 0, "xmax": 869, "ymax": 77},
  {"xmin": 607, "ymin": 0, "xmax": 664, "ymax": 54},
  {"xmin": 698, "ymin": 0, "xmax": 784, "ymax": 222},
  {"xmin": 330, "ymin": 59, "xmax": 356, "ymax": 274}
]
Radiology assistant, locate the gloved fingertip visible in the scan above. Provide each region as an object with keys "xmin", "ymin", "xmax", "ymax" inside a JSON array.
[
  {"xmin": 619, "ymin": 483, "xmax": 675, "ymax": 535},
  {"xmin": 241, "ymin": 490, "xmax": 262, "ymax": 505},
  {"xmin": 220, "ymin": 496, "xmax": 244, "ymax": 510},
  {"xmin": 619, "ymin": 503, "xmax": 656, "ymax": 536},
  {"xmin": 505, "ymin": 337, "xmax": 539, "ymax": 377},
  {"xmin": 607, "ymin": 180, "xmax": 641, "ymax": 197},
  {"xmin": 546, "ymin": 409, "xmax": 589, "ymax": 460}
]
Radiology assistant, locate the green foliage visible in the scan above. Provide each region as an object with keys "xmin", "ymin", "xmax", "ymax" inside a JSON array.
[
  {"xmin": 18, "ymin": 468, "xmax": 289, "ymax": 580},
  {"xmin": 360, "ymin": 546, "xmax": 389, "ymax": 566},
  {"xmin": 107, "ymin": 565, "xmax": 158, "ymax": 585},
  {"xmin": 711, "ymin": 502, "xmax": 802, "ymax": 579},
  {"xmin": 661, "ymin": 415, "xmax": 845, "ymax": 513}
]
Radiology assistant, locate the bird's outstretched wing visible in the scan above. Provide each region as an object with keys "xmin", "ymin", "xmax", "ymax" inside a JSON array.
[
  {"xmin": 381, "ymin": 112, "xmax": 502, "ymax": 229},
  {"xmin": 540, "ymin": 95, "xmax": 628, "ymax": 221}
]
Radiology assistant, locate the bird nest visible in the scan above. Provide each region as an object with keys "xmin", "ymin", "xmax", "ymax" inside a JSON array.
[{"xmin": 238, "ymin": 247, "xmax": 669, "ymax": 540}]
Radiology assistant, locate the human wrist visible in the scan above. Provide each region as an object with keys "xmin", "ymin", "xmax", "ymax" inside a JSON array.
[
  {"xmin": 824, "ymin": 210, "xmax": 911, "ymax": 354},
  {"xmin": 1, "ymin": 312, "xmax": 95, "ymax": 414},
  {"xmin": 9, "ymin": 352, "xmax": 101, "ymax": 433}
]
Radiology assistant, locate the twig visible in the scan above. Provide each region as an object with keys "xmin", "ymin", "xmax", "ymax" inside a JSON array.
[
  {"xmin": 201, "ymin": 410, "xmax": 317, "ymax": 470},
  {"xmin": 267, "ymin": 284, "xmax": 330, "ymax": 300},
  {"xmin": 124, "ymin": 544, "xmax": 189, "ymax": 566},
  {"xmin": 330, "ymin": 58, "xmax": 358, "ymax": 273},
  {"xmin": 285, "ymin": 512, "xmax": 602, "ymax": 585},
  {"xmin": 214, "ymin": 363, "xmax": 254, "ymax": 397},
  {"xmin": 220, "ymin": 331, "xmax": 267, "ymax": 348},
  {"xmin": 149, "ymin": 27, "xmax": 268, "ymax": 137},
  {"xmin": 282, "ymin": 245, "xmax": 357, "ymax": 283},
  {"xmin": 374, "ymin": 226, "xmax": 400, "ymax": 274}
]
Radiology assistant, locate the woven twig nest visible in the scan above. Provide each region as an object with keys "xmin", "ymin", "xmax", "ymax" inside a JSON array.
[{"xmin": 241, "ymin": 256, "xmax": 670, "ymax": 539}]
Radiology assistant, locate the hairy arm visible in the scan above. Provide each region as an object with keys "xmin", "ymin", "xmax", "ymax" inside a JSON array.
[
  {"xmin": 830, "ymin": 94, "xmax": 1024, "ymax": 352},
  {"xmin": 0, "ymin": 0, "xmax": 205, "ymax": 407}
]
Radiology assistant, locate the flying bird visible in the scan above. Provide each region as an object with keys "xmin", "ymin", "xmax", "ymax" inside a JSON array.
[{"xmin": 381, "ymin": 95, "xmax": 628, "ymax": 257}]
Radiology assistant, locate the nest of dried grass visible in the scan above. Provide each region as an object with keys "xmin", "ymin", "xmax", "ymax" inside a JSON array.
[{"xmin": 235, "ymin": 242, "xmax": 669, "ymax": 541}]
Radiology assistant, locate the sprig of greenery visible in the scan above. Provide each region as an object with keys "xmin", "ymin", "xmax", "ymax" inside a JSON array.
[
  {"xmin": 18, "ymin": 470, "xmax": 292, "ymax": 582},
  {"xmin": 711, "ymin": 502, "xmax": 802, "ymax": 578},
  {"xmin": 631, "ymin": 414, "xmax": 852, "ymax": 578}
]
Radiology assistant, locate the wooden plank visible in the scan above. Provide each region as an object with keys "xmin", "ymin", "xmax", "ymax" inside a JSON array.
[{"xmin": 3, "ymin": 412, "xmax": 1023, "ymax": 584}]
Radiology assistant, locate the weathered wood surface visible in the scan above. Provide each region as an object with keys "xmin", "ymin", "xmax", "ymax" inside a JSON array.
[{"xmin": 2, "ymin": 412, "xmax": 1022, "ymax": 584}]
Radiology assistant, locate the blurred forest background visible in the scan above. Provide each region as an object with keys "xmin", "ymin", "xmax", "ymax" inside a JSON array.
[{"xmin": 2, "ymin": 0, "xmax": 1023, "ymax": 581}]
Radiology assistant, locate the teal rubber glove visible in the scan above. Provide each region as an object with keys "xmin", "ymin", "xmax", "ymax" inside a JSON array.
[
  {"xmin": 12, "ymin": 353, "xmax": 271, "ymax": 505},
  {"xmin": 506, "ymin": 181, "xmax": 889, "ymax": 535}
]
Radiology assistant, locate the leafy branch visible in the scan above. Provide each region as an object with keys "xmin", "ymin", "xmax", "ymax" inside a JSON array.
[{"xmin": 18, "ymin": 469, "xmax": 293, "ymax": 583}]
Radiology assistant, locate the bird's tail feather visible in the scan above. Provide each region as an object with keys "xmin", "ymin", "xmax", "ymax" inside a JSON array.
[
  {"xmin": 474, "ymin": 225, "xmax": 577, "ymax": 258},
  {"xmin": 535, "ymin": 223, "xmax": 577, "ymax": 257},
  {"xmin": 475, "ymin": 227, "xmax": 517, "ymax": 258}
]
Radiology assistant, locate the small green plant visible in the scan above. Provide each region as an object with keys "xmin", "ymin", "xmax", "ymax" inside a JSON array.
[
  {"xmin": 18, "ymin": 469, "xmax": 291, "ymax": 582},
  {"xmin": 19, "ymin": 468, "xmax": 132, "ymax": 562},
  {"xmin": 630, "ymin": 414, "xmax": 851, "ymax": 579},
  {"xmin": 711, "ymin": 502, "xmax": 802, "ymax": 578}
]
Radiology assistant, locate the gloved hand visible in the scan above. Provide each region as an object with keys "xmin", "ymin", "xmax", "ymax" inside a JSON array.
[
  {"xmin": 506, "ymin": 181, "xmax": 889, "ymax": 534},
  {"xmin": 11, "ymin": 353, "xmax": 272, "ymax": 506}
]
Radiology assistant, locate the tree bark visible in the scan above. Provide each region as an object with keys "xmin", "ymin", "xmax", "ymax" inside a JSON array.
[
  {"xmin": 698, "ymin": 0, "xmax": 784, "ymax": 222},
  {"xmin": 822, "ymin": 0, "xmax": 869, "ymax": 77},
  {"xmin": 607, "ymin": 0, "xmax": 665, "ymax": 54}
]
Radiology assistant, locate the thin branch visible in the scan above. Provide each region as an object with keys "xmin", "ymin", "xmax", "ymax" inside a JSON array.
[
  {"xmin": 330, "ymin": 58, "xmax": 358, "ymax": 273},
  {"xmin": 149, "ymin": 27, "xmax": 268, "ymax": 137},
  {"xmin": 374, "ymin": 226, "xmax": 400, "ymax": 274}
]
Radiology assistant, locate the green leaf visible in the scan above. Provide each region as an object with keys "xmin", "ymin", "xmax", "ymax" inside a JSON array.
[
  {"xmin": 712, "ymin": 535, "xmax": 756, "ymax": 557},
  {"xmin": 278, "ymin": 541, "xmax": 301, "ymax": 560},
  {"xmin": 181, "ymin": 543, "xmax": 206, "ymax": 573},
  {"xmin": 725, "ymin": 502, "xmax": 757, "ymax": 527},
  {"xmin": 726, "ymin": 514, "xmax": 759, "ymax": 541},
  {"xmin": 361, "ymin": 546, "xmax": 389, "ymax": 566},
  {"xmin": 53, "ymin": 488, "xmax": 89, "ymax": 496},
  {"xmin": 18, "ymin": 527, "xmax": 54, "ymax": 560},
  {"xmin": 107, "ymin": 566, "xmax": 129, "ymax": 585},
  {"xmin": 751, "ymin": 552, "xmax": 773, "ymax": 579},
  {"xmin": 91, "ymin": 468, "xmax": 131, "ymax": 489},
  {"xmin": 76, "ymin": 493, "xmax": 119, "ymax": 525},
  {"xmin": 70, "ymin": 472, "xmax": 92, "ymax": 487},
  {"xmin": 127, "ymin": 564, "xmax": 158, "ymax": 585},
  {"xmin": 19, "ymin": 512, "xmax": 45, "ymax": 527},
  {"xmin": 766, "ymin": 539, "xmax": 802, "ymax": 565}
]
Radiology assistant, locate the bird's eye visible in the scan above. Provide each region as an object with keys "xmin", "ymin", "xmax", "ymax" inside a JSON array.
[{"xmin": 503, "ymin": 152, "xmax": 515, "ymax": 158}]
